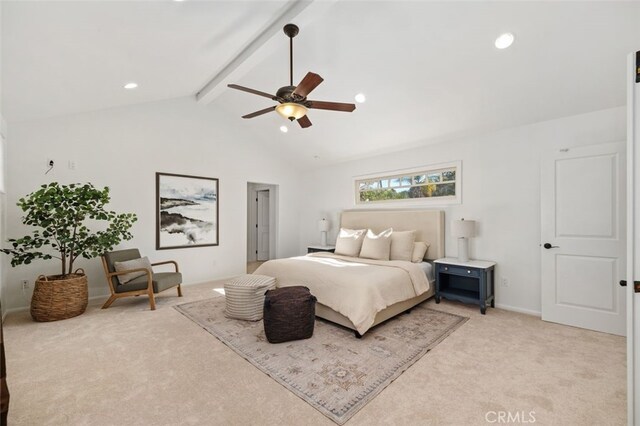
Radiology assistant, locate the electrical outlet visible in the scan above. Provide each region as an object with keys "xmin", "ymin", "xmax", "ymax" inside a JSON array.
[
  {"xmin": 21, "ymin": 279, "xmax": 29, "ymax": 290},
  {"xmin": 68, "ymin": 160, "xmax": 76, "ymax": 170},
  {"xmin": 501, "ymin": 277, "xmax": 509, "ymax": 288}
]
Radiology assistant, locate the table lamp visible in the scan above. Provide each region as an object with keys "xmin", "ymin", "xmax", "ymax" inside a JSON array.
[
  {"xmin": 452, "ymin": 218, "xmax": 476, "ymax": 262},
  {"xmin": 318, "ymin": 218, "xmax": 330, "ymax": 247}
]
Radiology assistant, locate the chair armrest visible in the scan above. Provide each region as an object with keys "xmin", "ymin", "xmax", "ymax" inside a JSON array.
[{"xmin": 151, "ymin": 260, "xmax": 179, "ymax": 272}]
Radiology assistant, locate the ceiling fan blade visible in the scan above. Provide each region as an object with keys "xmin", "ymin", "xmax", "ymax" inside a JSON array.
[
  {"xmin": 242, "ymin": 106, "xmax": 276, "ymax": 119},
  {"xmin": 292, "ymin": 72, "xmax": 324, "ymax": 97},
  {"xmin": 308, "ymin": 100, "xmax": 356, "ymax": 112},
  {"xmin": 298, "ymin": 115, "xmax": 312, "ymax": 128},
  {"xmin": 228, "ymin": 84, "xmax": 279, "ymax": 101}
]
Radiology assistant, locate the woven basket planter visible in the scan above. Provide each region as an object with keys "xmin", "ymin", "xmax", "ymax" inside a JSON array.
[{"xmin": 30, "ymin": 269, "xmax": 88, "ymax": 322}]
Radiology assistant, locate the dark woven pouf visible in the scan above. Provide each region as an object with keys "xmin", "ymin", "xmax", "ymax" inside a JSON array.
[{"xmin": 263, "ymin": 286, "xmax": 317, "ymax": 344}]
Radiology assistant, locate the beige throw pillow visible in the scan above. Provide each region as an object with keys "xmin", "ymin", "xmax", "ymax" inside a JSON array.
[
  {"xmin": 411, "ymin": 242, "xmax": 430, "ymax": 262},
  {"xmin": 114, "ymin": 256, "xmax": 153, "ymax": 285},
  {"xmin": 390, "ymin": 230, "xmax": 416, "ymax": 261},
  {"xmin": 334, "ymin": 228, "xmax": 367, "ymax": 257},
  {"xmin": 359, "ymin": 228, "xmax": 393, "ymax": 261}
]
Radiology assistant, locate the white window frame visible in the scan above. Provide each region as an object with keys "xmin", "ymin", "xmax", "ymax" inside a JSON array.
[{"xmin": 353, "ymin": 161, "xmax": 462, "ymax": 206}]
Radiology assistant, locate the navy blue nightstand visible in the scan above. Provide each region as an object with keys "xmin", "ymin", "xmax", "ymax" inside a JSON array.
[{"xmin": 434, "ymin": 258, "xmax": 496, "ymax": 314}]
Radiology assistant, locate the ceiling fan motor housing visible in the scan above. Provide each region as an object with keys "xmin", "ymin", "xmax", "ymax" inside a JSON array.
[{"xmin": 276, "ymin": 85, "xmax": 306, "ymax": 103}]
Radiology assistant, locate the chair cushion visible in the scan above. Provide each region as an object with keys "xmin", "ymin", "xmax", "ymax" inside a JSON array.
[
  {"xmin": 116, "ymin": 272, "xmax": 182, "ymax": 294},
  {"xmin": 103, "ymin": 249, "xmax": 142, "ymax": 288},
  {"xmin": 114, "ymin": 256, "xmax": 152, "ymax": 284}
]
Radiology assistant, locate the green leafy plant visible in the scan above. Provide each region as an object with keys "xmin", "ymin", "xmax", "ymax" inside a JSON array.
[{"xmin": 1, "ymin": 182, "xmax": 137, "ymax": 277}]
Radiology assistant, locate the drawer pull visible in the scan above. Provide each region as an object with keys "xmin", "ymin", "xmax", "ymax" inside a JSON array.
[
  {"xmin": 467, "ymin": 270, "xmax": 471, "ymax": 274},
  {"xmin": 444, "ymin": 267, "xmax": 448, "ymax": 271}
]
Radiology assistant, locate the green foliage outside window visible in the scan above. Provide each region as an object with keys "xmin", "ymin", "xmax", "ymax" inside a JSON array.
[{"xmin": 357, "ymin": 167, "xmax": 457, "ymax": 203}]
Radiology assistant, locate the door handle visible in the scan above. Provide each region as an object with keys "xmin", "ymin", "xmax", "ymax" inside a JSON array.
[
  {"xmin": 543, "ymin": 243, "xmax": 559, "ymax": 249},
  {"xmin": 620, "ymin": 280, "xmax": 640, "ymax": 293}
]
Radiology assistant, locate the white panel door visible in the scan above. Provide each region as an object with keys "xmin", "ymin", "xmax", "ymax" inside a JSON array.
[
  {"xmin": 541, "ymin": 142, "xmax": 626, "ymax": 335},
  {"xmin": 257, "ymin": 190, "xmax": 270, "ymax": 261}
]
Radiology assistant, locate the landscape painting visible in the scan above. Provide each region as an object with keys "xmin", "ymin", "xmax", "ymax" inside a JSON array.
[{"xmin": 156, "ymin": 172, "xmax": 219, "ymax": 249}]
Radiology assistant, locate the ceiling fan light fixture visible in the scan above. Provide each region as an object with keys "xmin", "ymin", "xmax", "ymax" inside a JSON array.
[{"xmin": 276, "ymin": 102, "xmax": 308, "ymax": 121}]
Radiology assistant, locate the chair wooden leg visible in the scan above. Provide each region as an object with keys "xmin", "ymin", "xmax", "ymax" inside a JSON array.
[
  {"xmin": 102, "ymin": 295, "xmax": 117, "ymax": 309},
  {"xmin": 177, "ymin": 284, "xmax": 183, "ymax": 297},
  {"xmin": 148, "ymin": 290, "xmax": 156, "ymax": 310}
]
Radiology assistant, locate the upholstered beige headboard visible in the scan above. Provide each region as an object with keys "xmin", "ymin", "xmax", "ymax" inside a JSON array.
[{"xmin": 340, "ymin": 209, "xmax": 445, "ymax": 260}]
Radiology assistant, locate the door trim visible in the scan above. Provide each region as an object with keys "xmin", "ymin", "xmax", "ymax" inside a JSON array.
[{"xmin": 626, "ymin": 51, "xmax": 638, "ymax": 426}]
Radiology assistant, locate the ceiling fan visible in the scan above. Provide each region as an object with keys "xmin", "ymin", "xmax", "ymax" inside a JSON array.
[{"xmin": 227, "ymin": 23, "xmax": 356, "ymax": 129}]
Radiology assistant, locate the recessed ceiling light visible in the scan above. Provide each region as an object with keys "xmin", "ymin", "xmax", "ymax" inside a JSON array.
[
  {"xmin": 124, "ymin": 82, "xmax": 138, "ymax": 90},
  {"xmin": 279, "ymin": 125, "xmax": 288, "ymax": 133},
  {"xmin": 355, "ymin": 93, "xmax": 366, "ymax": 103},
  {"xmin": 495, "ymin": 33, "xmax": 515, "ymax": 49}
]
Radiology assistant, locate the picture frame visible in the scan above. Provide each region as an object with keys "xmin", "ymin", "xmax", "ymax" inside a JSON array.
[{"xmin": 156, "ymin": 172, "xmax": 219, "ymax": 250}]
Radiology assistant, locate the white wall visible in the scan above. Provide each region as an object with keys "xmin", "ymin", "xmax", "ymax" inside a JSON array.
[
  {"xmin": 3, "ymin": 96, "xmax": 302, "ymax": 311},
  {"xmin": 298, "ymin": 107, "xmax": 626, "ymax": 315}
]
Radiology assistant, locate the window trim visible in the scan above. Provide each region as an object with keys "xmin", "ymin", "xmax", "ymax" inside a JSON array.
[{"xmin": 353, "ymin": 161, "xmax": 462, "ymax": 206}]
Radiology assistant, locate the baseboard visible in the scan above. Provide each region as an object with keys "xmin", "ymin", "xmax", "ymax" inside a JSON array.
[
  {"xmin": 495, "ymin": 303, "xmax": 541, "ymax": 317},
  {"xmin": 0, "ymin": 279, "xmax": 235, "ymax": 320},
  {"xmin": 2, "ymin": 294, "xmax": 109, "ymax": 320}
]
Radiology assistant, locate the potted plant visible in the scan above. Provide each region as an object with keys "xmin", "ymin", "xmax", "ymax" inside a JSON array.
[{"xmin": 1, "ymin": 182, "xmax": 137, "ymax": 321}]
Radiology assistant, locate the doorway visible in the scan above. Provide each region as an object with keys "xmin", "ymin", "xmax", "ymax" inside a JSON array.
[{"xmin": 246, "ymin": 182, "xmax": 278, "ymax": 273}]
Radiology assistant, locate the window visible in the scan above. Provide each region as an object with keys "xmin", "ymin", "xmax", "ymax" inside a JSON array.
[{"xmin": 354, "ymin": 161, "xmax": 461, "ymax": 205}]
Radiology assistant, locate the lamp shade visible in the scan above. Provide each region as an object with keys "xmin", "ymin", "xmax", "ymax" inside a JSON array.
[
  {"xmin": 275, "ymin": 103, "xmax": 308, "ymax": 120},
  {"xmin": 318, "ymin": 218, "xmax": 329, "ymax": 232},
  {"xmin": 452, "ymin": 219, "xmax": 476, "ymax": 238}
]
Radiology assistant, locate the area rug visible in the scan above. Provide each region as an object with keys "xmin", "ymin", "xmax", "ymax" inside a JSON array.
[{"xmin": 175, "ymin": 296, "xmax": 467, "ymax": 424}]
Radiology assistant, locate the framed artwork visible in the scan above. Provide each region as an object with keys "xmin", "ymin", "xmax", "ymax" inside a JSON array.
[{"xmin": 156, "ymin": 172, "xmax": 219, "ymax": 249}]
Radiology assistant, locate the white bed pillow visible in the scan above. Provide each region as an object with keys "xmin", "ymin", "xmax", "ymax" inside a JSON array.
[
  {"xmin": 390, "ymin": 230, "xmax": 416, "ymax": 261},
  {"xmin": 411, "ymin": 242, "xmax": 430, "ymax": 262},
  {"xmin": 334, "ymin": 228, "xmax": 367, "ymax": 257},
  {"xmin": 114, "ymin": 256, "xmax": 152, "ymax": 284},
  {"xmin": 359, "ymin": 228, "xmax": 393, "ymax": 261}
]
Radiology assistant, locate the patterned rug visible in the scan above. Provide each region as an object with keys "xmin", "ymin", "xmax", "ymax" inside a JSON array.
[{"xmin": 175, "ymin": 296, "xmax": 467, "ymax": 424}]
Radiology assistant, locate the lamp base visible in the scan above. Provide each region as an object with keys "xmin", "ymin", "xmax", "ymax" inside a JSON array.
[
  {"xmin": 321, "ymin": 231, "xmax": 327, "ymax": 247},
  {"xmin": 457, "ymin": 238, "xmax": 470, "ymax": 262}
]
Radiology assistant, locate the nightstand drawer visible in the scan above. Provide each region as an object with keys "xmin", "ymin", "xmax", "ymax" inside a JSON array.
[{"xmin": 439, "ymin": 264, "xmax": 480, "ymax": 278}]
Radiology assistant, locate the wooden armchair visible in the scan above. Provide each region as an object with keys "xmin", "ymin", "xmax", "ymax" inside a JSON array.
[{"xmin": 101, "ymin": 249, "xmax": 183, "ymax": 310}]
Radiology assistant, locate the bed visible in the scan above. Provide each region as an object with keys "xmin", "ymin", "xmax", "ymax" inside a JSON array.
[{"xmin": 254, "ymin": 209, "xmax": 445, "ymax": 336}]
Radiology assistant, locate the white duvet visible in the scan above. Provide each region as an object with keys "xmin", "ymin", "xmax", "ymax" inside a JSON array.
[{"xmin": 253, "ymin": 252, "xmax": 431, "ymax": 335}]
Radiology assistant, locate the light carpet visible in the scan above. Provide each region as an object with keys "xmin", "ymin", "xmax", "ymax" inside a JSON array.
[{"xmin": 175, "ymin": 296, "xmax": 467, "ymax": 425}]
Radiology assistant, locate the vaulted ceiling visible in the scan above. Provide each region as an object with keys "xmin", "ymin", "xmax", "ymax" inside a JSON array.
[{"xmin": 3, "ymin": 1, "xmax": 640, "ymax": 167}]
